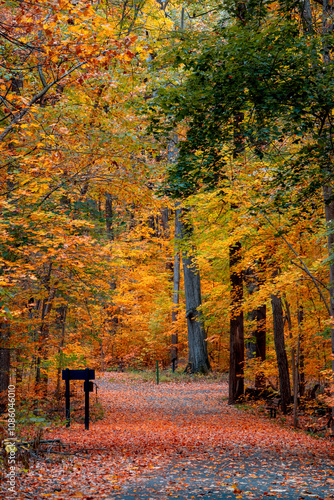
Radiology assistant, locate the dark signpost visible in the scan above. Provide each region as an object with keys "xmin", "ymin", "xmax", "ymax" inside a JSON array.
[{"xmin": 62, "ymin": 368, "xmax": 95, "ymax": 430}]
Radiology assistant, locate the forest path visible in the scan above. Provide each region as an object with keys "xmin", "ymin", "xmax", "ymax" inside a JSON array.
[{"xmin": 10, "ymin": 373, "xmax": 334, "ymax": 499}]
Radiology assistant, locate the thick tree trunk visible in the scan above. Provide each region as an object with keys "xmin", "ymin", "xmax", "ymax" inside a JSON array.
[
  {"xmin": 0, "ymin": 322, "xmax": 10, "ymax": 414},
  {"xmin": 244, "ymin": 267, "xmax": 266, "ymax": 388},
  {"xmin": 271, "ymin": 294, "xmax": 291, "ymax": 414},
  {"xmin": 176, "ymin": 210, "xmax": 210, "ymax": 374},
  {"xmin": 171, "ymin": 206, "xmax": 181, "ymax": 369},
  {"xmin": 323, "ymin": 186, "xmax": 334, "ymax": 385},
  {"xmin": 229, "ymin": 242, "xmax": 244, "ymax": 403},
  {"xmin": 284, "ymin": 298, "xmax": 296, "ymax": 401},
  {"xmin": 321, "ymin": 1, "xmax": 334, "ymax": 424},
  {"xmin": 229, "ymin": 109, "xmax": 245, "ymax": 402}
]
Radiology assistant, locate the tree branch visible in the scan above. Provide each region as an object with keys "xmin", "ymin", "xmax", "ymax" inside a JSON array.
[
  {"xmin": 261, "ymin": 213, "xmax": 331, "ymax": 315},
  {"xmin": 0, "ymin": 61, "xmax": 86, "ymax": 142}
]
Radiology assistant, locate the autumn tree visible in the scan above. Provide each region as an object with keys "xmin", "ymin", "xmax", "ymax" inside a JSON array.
[
  {"xmin": 146, "ymin": 0, "xmax": 334, "ymax": 406},
  {"xmin": 0, "ymin": 0, "xmax": 171, "ymax": 400}
]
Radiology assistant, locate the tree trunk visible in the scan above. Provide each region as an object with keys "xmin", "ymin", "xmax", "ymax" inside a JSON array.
[
  {"xmin": 284, "ymin": 298, "xmax": 296, "ymax": 403},
  {"xmin": 271, "ymin": 294, "xmax": 291, "ymax": 414},
  {"xmin": 177, "ymin": 209, "xmax": 210, "ymax": 374},
  {"xmin": 35, "ymin": 262, "xmax": 56, "ymax": 396},
  {"xmin": 298, "ymin": 306, "xmax": 305, "ymax": 397},
  {"xmin": 105, "ymin": 192, "xmax": 114, "ymax": 240},
  {"xmin": 229, "ymin": 242, "xmax": 244, "ymax": 403},
  {"xmin": 55, "ymin": 304, "xmax": 67, "ymax": 397},
  {"xmin": 171, "ymin": 206, "xmax": 181, "ymax": 370},
  {"xmin": 323, "ymin": 186, "xmax": 334, "ymax": 389},
  {"xmin": 293, "ymin": 304, "xmax": 303, "ymax": 428},
  {"xmin": 255, "ymin": 304, "xmax": 266, "ymax": 388},
  {"xmin": 0, "ymin": 322, "xmax": 10, "ymax": 414},
  {"xmin": 256, "ymin": 305, "xmax": 266, "ymax": 360},
  {"xmin": 320, "ymin": 0, "xmax": 334, "ymax": 425},
  {"xmin": 244, "ymin": 267, "xmax": 266, "ymax": 388}
]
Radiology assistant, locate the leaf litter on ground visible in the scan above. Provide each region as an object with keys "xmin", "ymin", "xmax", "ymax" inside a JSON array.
[{"xmin": 2, "ymin": 372, "xmax": 334, "ymax": 499}]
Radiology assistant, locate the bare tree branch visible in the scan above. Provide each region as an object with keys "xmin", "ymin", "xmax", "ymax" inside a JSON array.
[{"xmin": 0, "ymin": 61, "xmax": 86, "ymax": 142}]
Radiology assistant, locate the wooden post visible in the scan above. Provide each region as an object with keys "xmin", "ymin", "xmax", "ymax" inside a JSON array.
[
  {"xmin": 84, "ymin": 367, "xmax": 90, "ymax": 430},
  {"xmin": 156, "ymin": 360, "xmax": 159, "ymax": 385},
  {"xmin": 62, "ymin": 368, "xmax": 94, "ymax": 429},
  {"xmin": 65, "ymin": 368, "xmax": 70, "ymax": 427}
]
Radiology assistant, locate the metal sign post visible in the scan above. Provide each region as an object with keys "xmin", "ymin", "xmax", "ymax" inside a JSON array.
[{"xmin": 62, "ymin": 368, "xmax": 95, "ymax": 430}]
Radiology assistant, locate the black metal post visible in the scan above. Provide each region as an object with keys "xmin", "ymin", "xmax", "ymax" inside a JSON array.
[
  {"xmin": 65, "ymin": 368, "xmax": 70, "ymax": 427},
  {"xmin": 84, "ymin": 367, "xmax": 90, "ymax": 430}
]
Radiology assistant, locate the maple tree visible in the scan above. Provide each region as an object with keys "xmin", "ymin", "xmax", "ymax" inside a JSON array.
[{"xmin": 0, "ymin": 0, "xmax": 171, "ymax": 395}]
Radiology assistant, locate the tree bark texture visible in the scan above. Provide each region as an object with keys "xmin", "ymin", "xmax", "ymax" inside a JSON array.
[
  {"xmin": 229, "ymin": 242, "xmax": 244, "ymax": 403},
  {"xmin": 271, "ymin": 294, "xmax": 291, "ymax": 414},
  {"xmin": 284, "ymin": 298, "xmax": 296, "ymax": 401},
  {"xmin": 177, "ymin": 210, "xmax": 210, "ymax": 374},
  {"xmin": 320, "ymin": 0, "xmax": 334, "ymax": 419},
  {"xmin": 244, "ymin": 268, "xmax": 266, "ymax": 368},
  {"xmin": 171, "ymin": 207, "xmax": 181, "ymax": 367},
  {"xmin": 323, "ymin": 186, "xmax": 334, "ymax": 379}
]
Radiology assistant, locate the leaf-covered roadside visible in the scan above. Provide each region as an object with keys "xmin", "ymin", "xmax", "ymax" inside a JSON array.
[{"xmin": 2, "ymin": 373, "xmax": 333, "ymax": 499}]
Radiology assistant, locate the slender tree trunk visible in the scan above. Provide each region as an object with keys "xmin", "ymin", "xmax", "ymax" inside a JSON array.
[
  {"xmin": 35, "ymin": 262, "xmax": 56, "ymax": 396},
  {"xmin": 245, "ymin": 267, "xmax": 257, "ymax": 360},
  {"xmin": 271, "ymin": 294, "xmax": 291, "ymax": 414},
  {"xmin": 293, "ymin": 305, "xmax": 303, "ymax": 428},
  {"xmin": 55, "ymin": 304, "xmax": 67, "ymax": 397},
  {"xmin": 105, "ymin": 192, "xmax": 114, "ymax": 240},
  {"xmin": 101, "ymin": 342, "xmax": 104, "ymax": 372},
  {"xmin": 15, "ymin": 348, "xmax": 23, "ymax": 400},
  {"xmin": 229, "ymin": 242, "xmax": 244, "ymax": 403},
  {"xmin": 256, "ymin": 305, "xmax": 266, "ymax": 360},
  {"xmin": 293, "ymin": 334, "xmax": 300, "ymax": 428},
  {"xmin": 171, "ymin": 206, "xmax": 181, "ymax": 369},
  {"xmin": 298, "ymin": 306, "xmax": 305, "ymax": 397},
  {"xmin": 176, "ymin": 209, "xmax": 210, "ymax": 374},
  {"xmin": 161, "ymin": 207, "xmax": 169, "ymax": 236},
  {"xmin": 255, "ymin": 304, "xmax": 266, "ymax": 388},
  {"xmin": 0, "ymin": 322, "xmax": 10, "ymax": 414}
]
